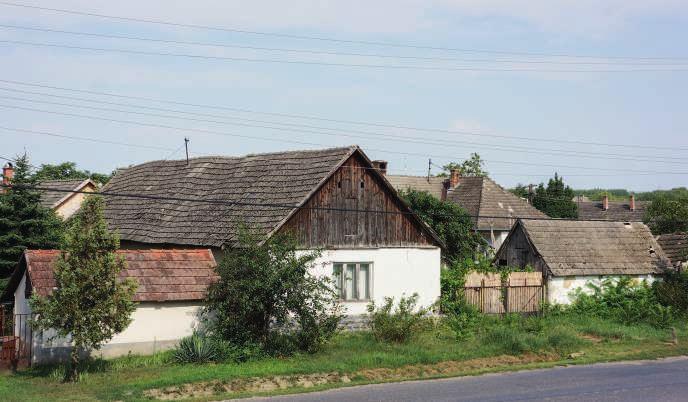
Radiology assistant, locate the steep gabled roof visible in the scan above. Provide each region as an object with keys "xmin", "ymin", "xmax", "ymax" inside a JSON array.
[
  {"xmin": 1, "ymin": 249, "xmax": 217, "ymax": 303},
  {"xmin": 577, "ymin": 200, "xmax": 648, "ymax": 221},
  {"xmin": 447, "ymin": 177, "xmax": 548, "ymax": 231},
  {"xmin": 386, "ymin": 175, "xmax": 446, "ymax": 199},
  {"xmin": 509, "ymin": 219, "xmax": 669, "ymax": 276},
  {"xmin": 657, "ymin": 232, "xmax": 688, "ymax": 265},
  {"xmin": 37, "ymin": 179, "xmax": 97, "ymax": 209},
  {"xmin": 103, "ymin": 146, "xmax": 443, "ymax": 249}
]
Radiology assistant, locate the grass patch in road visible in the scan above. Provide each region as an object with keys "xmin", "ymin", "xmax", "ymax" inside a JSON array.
[{"xmin": 1, "ymin": 316, "xmax": 686, "ymax": 401}]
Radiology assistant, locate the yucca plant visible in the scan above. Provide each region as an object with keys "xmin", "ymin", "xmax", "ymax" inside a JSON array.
[{"xmin": 173, "ymin": 333, "xmax": 220, "ymax": 364}]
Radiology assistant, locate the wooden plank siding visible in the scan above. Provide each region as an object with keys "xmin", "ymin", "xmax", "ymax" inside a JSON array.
[{"xmin": 281, "ymin": 154, "xmax": 434, "ymax": 248}]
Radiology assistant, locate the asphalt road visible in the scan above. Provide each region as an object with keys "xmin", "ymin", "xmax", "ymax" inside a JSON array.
[{"xmin": 240, "ymin": 356, "xmax": 688, "ymax": 402}]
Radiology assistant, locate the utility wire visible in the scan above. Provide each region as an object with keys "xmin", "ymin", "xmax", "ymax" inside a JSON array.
[
  {"xmin": 4, "ymin": 79, "xmax": 686, "ymax": 152},
  {"xmin": 2, "ymin": 39, "xmax": 686, "ymax": 73},
  {"xmin": 1, "ymin": 1, "xmax": 686, "ymax": 61},
  {"xmin": 1, "ymin": 24, "xmax": 686, "ymax": 66},
  {"xmin": 3, "ymin": 92, "xmax": 685, "ymax": 165}
]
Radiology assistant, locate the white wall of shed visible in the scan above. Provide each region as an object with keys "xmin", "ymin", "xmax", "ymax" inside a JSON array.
[{"xmin": 547, "ymin": 274, "xmax": 658, "ymax": 305}]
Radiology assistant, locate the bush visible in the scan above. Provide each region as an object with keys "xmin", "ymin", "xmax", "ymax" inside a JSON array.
[
  {"xmin": 654, "ymin": 270, "xmax": 688, "ymax": 315},
  {"xmin": 203, "ymin": 227, "xmax": 343, "ymax": 356},
  {"xmin": 568, "ymin": 277, "xmax": 675, "ymax": 328},
  {"xmin": 367, "ymin": 294, "xmax": 429, "ymax": 343},
  {"xmin": 174, "ymin": 333, "xmax": 222, "ymax": 364}
]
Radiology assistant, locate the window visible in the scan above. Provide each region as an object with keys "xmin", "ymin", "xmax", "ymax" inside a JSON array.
[{"xmin": 333, "ymin": 262, "xmax": 372, "ymax": 301}]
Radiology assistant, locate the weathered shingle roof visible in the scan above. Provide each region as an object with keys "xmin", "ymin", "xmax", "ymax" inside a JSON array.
[
  {"xmin": 516, "ymin": 220, "xmax": 669, "ymax": 276},
  {"xmin": 657, "ymin": 233, "xmax": 688, "ymax": 265},
  {"xmin": 386, "ymin": 175, "xmax": 446, "ymax": 199},
  {"xmin": 577, "ymin": 200, "xmax": 648, "ymax": 221},
  {"xmin": 387, "ymin": 175, "xmax": 546, "ymax": 231},
  {"xmin": 103, "ymin": 146, "xmax": 359, "ymax": 248},
  {"xmin": 448, "ymin": 177, "xmax": 548, "ymax": 231},
  {"xmin": 2, "ymin": 249, "xmax": 217, "ymax": 302},
  {"xmin": 37, "ymin": 179, "xmax": 96, "ymax": 209}
]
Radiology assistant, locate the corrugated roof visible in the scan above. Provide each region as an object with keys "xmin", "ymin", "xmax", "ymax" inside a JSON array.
[
  {"xmin": 103, "ymin": 146, "xmax": 358, "ymax": 248},
  {"xmin": 37, "ymin": 179, "xmax": 95, "ymax": 209},
  {"xmin": 517, "ymin": 220, "xmax": 669, "ymax": 276},
  {"xmin": 657, "ymin": 233, "xmax": 688, "ymax": 265},
  {"xmin": 577, "ymin": 200, "xmax": 648, "ymax": 221},
  {"xmin": 3, "ymin": 249, "xmax": 217, "ymax": 302}
]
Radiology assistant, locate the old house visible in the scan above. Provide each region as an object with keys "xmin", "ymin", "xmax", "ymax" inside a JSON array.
[
  {"xmin": 494, "ymin": 219, "xmax": 670, "ymax": 304},
  {"xmin": 386, "ymin": 169, "xmax": 547, "ymax": 249},
  {"xmin": 657, "ymin": 233, "xmax": 688, "ymax": 269},
  {"xmin": 576, "ymin": 194, "xmax": 647, "ymax": 221},
  {"xmin": 103, "ymin": 146, "xmax": 444, "ymax": 317},
  {"xmin": 1, "ymin": 162, "xmax": 97, "ymax": 219},
  {"xmin": 1, "ymin": 249, "xmax": 217, "ymax": 365}
]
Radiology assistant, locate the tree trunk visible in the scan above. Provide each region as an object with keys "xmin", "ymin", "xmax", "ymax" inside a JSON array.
[{"xmin": 67, "ymin": 344, "xmax": 79, "ymax": 382}]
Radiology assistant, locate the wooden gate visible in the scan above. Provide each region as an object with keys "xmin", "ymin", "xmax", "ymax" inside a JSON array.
[
  {"xmin": 0, "ymin": 305, "xmax": 32, "ymax": 367},
  {"xmin": 463, "ymin": 271, "xmax": 544, "ymax": 314}
]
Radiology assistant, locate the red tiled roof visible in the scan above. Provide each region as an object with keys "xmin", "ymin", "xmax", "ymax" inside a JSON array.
[{"xmin": 20, "ymin": 249, "xmax": 217, "ymax": 302}]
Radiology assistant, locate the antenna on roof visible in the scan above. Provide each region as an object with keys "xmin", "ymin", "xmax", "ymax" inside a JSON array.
[
  {"xmin": 184, "ymin": 137, "xmax": 190, "ymax": 165},
  {"xmin": 427, "ymin": 158, "xmax": 432, "ymax": 182}
]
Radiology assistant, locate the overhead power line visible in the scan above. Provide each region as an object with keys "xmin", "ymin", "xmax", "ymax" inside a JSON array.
[
  {"xmin": 1, "ymin": 1, "xmax": 686, "ymax": 61},
  {"xmin": 4, "ymin": 39, "xmax": 685, "ymax": 73},
  {"xmin": 2, "ymin": 92, "xmax": 685, "ymax": 165},
  {"xmin": 1, "ymin": 24, "xmax": 686, "ymax": 67},
  {"xmin": 3, "ymin": 102, "xmax": 688, "ymax": 176},
  {"xmin": 3, "ymin": 79, "xmax": 687, "ymax": 152}
]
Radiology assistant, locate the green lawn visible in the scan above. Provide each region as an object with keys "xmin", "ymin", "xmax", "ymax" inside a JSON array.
[{"xmin": 1, "ymin": 315, "xmax": 687, "ymax": 401}]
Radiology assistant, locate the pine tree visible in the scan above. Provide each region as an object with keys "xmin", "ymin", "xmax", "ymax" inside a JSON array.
[
  {"xmin": 30, "ymin": 195, "xmax": 137, "ymax": 381},
  {"xmin": 532, "ymin": 173, "xmax": 578, "ymax": 218},
  {"xmin": 0, "ymin": 155, "xmax": 63, "ymax": 290}
]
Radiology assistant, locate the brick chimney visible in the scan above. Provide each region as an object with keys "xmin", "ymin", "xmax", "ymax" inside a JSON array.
[
  {"xmin": 629, "ymin": 194, "xmax": 636, "ymax": 211},
  {"xmin": 602, "ymin": 194, "xmax": 609, "ymax": 211},
  {"xmin": 449, "ymin": 168, "xmax": 461, "ymax": 188},
  {"xmin": 371, "ymin": 160, "xmax": 387, "ymax": 176},
  {"xmin": 2, "ymin": 162, "xmax": 13, "ymax": 187},
  {"xmin": 441, "ymin": 180, "xmax": 450, "ymax": 201}
]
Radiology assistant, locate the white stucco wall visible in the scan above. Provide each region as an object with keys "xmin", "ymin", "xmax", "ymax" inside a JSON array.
[
  {"xmin": 308, "ymin": 247, "xmax": 441, "ymax": 316},
  {"xmin": 547, "ymin": 274, "xmax": 658, "ymax": 305},
  {"xmin": 480, "ymin": 230, "xmax": 509, "ymax": 250}
]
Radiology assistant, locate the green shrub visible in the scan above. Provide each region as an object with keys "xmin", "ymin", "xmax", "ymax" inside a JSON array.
[
  {"xmin": 568, "ymin": 277, "xmax": 675, "ymax": 328},
  {"xmin": 174, "ymin": 333, "xmax": 221, "ymax": 364},
  {"xmin": 654, "ymin": 270, "xmax": 688, "ymax": 315},
  {"xmin": 367, "ymin": 294, "xmax": 429, "ymax": 343}
]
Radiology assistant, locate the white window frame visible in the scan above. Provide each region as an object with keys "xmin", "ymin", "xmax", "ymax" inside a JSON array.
[{"xmin": 333, "ymin": 262, "xmax": 374, "ymax": 301}]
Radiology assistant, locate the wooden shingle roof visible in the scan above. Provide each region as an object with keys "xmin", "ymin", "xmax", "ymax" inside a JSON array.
[
  {"xmin": 37, "ymin": 179, "xmax": 96, "ymax": 209},
  {"xmin": 103, "ymin": 146, "xmax": 363, "ymax": 248},
  {"xmin": 657, "ymin": 233, "xmax": 688, "ymax": 265},
  {"xmin": 516, "ymin": 220, "xmax": 669, "ymax": 276},
  {"xmin": 1, "ymin": 249, "xmax": 217, "ymax": 303},
  {"xmin": 385, "ymin": 175, "xmax": 446, "ymax": 199},
  {"xmin": 577, "ymin": 200, "xmax": 648, "ymax": 221}
]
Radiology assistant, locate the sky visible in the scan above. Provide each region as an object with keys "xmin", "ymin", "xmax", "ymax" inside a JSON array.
[{"xmin": 1, "ymin": 0, "xmax": 687, "ymax": 191}]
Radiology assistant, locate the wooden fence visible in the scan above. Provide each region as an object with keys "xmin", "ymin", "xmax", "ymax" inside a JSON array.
[{"xmin": 463, "ymin": 271, "xmax": 544, "ymax": 314}]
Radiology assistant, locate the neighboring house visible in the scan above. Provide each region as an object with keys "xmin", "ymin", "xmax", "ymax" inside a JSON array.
[
  {"xmin": 386, "ymin": 168, "xmax": 547, "ymax": 249},
  {"xmin": 103, "ymin": 146, "xmax": 444, "ymax": 317},
  {"xmin": 36, "ymin": 179, "xmax": 98, "ymax": 219},
  {"xmin": 1, "ymin": 249, "xmax": 216, "ymax": 365},
  {"xmin": 494, "ymin": 219, "xmax": 670, "ymax": 304},
  {"xmin": 657, "ymin": 233, "xmax": 688, "ymax": 269},
  {"xmin": 576, "ymin": 194, "xmax": 647, "ymax": 222}
]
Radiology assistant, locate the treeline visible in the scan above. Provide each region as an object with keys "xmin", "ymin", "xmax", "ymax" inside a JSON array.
[{"xmin": 573, "ymin": 187, "xmax": 688, "ymax": 202}]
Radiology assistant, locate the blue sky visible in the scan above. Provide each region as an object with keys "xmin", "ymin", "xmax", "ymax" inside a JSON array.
[{"xmin": 1, "ymin": 0, "xmax": 687, "ymax": 191}]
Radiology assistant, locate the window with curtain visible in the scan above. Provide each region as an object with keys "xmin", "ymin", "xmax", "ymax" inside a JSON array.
[{"xmin": 333, "ymin": 262, "xmax": 372, "ymax": 301}]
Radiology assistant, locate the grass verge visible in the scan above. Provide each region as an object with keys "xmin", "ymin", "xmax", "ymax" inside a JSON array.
[{"xmin": 1, "ymin": 315, "xmax": 686, "ymax": 401}]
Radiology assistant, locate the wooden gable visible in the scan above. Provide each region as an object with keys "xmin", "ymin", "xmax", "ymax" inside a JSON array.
[{"xmin": 281, "ymin": 152, "xmax": 438, "ymax": 248}]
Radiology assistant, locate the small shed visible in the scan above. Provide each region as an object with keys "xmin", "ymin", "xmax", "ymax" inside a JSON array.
[{"xmin": 494, "ymin": 219, "xmax": 670, "ymax": 304}]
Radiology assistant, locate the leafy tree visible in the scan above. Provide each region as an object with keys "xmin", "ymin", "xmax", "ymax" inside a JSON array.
[
  {"xmin": 644, "ymin": 195, "xmax": 688, "ymax": 234},
  {"xmin": 33, "ymin": 161, "xmax": 111, "ymax": 185},
  {"xmin": 203, "ymin": 227, "xmax": 343, "ymax": 355},
  {"xmin": 400, "ymin": 189, "xmax": 486, "ymax": 263},
  {"xmin": 510, "ymin": 184, "xmax": 529, "ymax": 200},
  {"xmin": 440, "ymin": 153, "xmax": 488, "ymax": 177},
  {"xmin": 532, "ymin": 173, "xmax": 577, "ymax": 218},
  {"xmin": 0, "ymin": 155, "xmax": 63, "ymax": 290},
  {"xmin": 30, "ymin": 195, "xmax": 137, "ymax": 381}
]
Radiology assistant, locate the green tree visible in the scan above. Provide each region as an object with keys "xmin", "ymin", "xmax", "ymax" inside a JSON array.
[
  {"xmin": 0, "ymin": 155, "xmax": 63, "ymax": 290},
  {"xmin": 30, "ymin": 195, "xmax": 137, "ymax": 381},
  {"xmin": 440, "ymin": 153, "xmax": 488, "ymax": 177},
  {"xmin": 400, "ymin": 189, "xmax": 486, "ymax": 263},
  {"xmin": 33, "ymin": 161, "xmax": 111, "ymax": 185},
  {"xmin": 510, "ymin": 184, "xmax": 529, "ymax": 199},
  {"xmin": 644, "ymin": 195, "xmax": 688, "ymax": 234},
  {"xmin": 532, "ymin": 173, "xmax": 577, "ymax": 218},
  {"xmin": 203, "ymin": 227, "xmax": 342, "ymax": 355}
]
